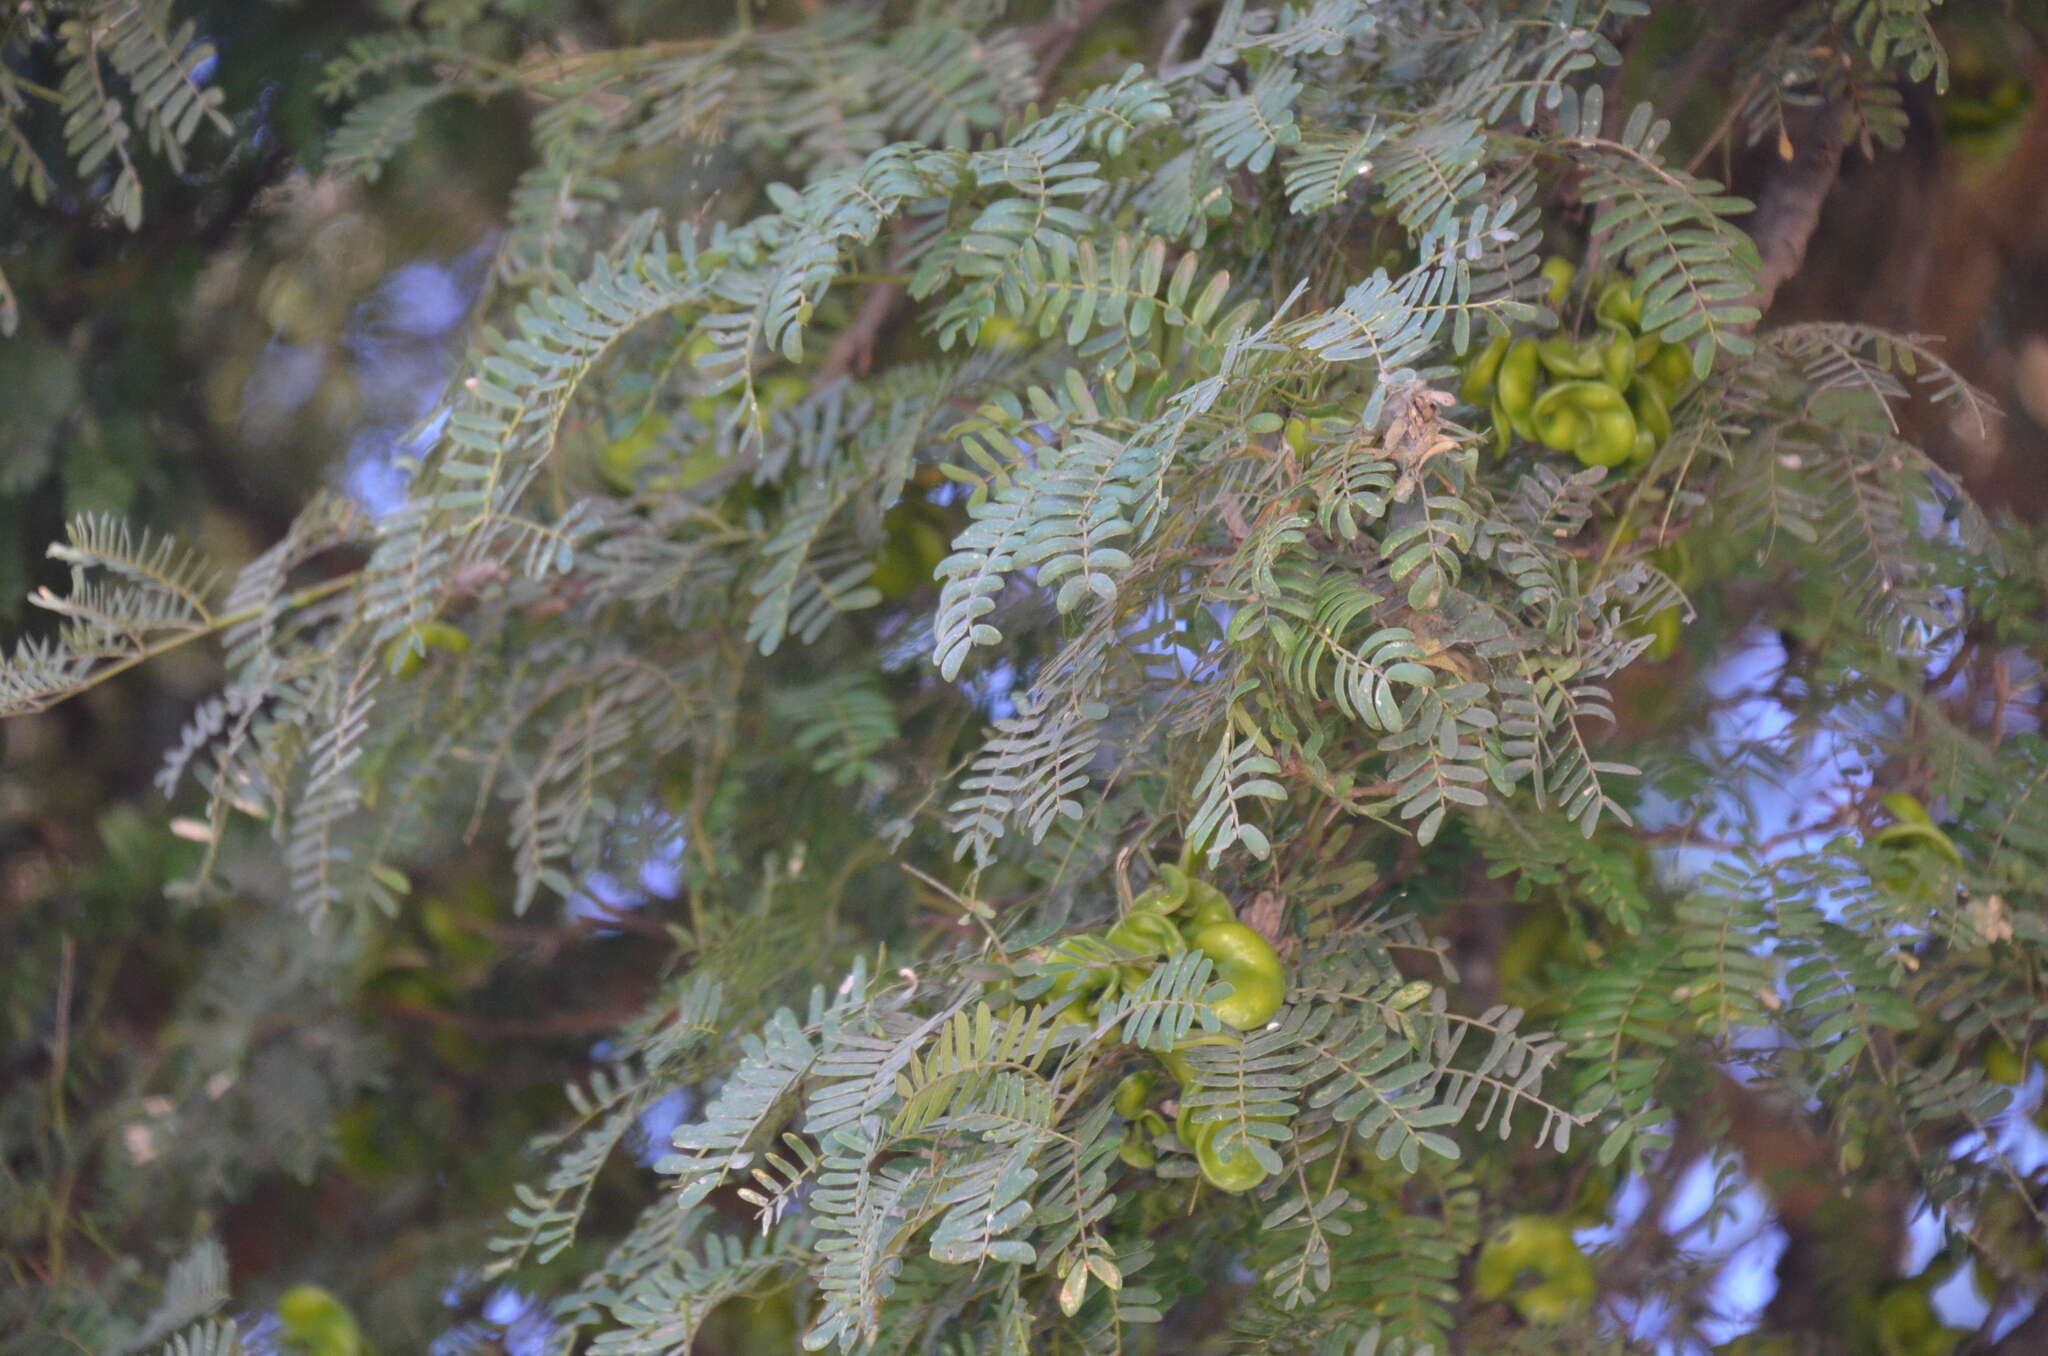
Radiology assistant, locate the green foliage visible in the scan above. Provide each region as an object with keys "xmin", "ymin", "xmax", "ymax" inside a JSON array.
[
  {"xmin": 9, "ymin": 1, "xmax": 2048, "ymax": 1354},
  {"xmin": 1, "ymin": 1, "xmax": 231, "ymax": 285}
]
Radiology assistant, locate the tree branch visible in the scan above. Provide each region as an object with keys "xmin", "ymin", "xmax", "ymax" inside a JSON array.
[
  {"xmin": 819, "ymin": 268, "xmax": 906, "ymax": 381},
  {"xmin": 1026, "ymin": 0, "xmax": 1119, "ymax": 89},
  {"xmin": 372, "ymin": 996, "xmax": 643, "ymax": 1039},
  {"xmin": 1972, "ymin": 1298, "xmax": 2048, "ymax": 1354},
  {"xmin": 1744, "ymin": 107, "xmax": 1849, "ymax": 325}
]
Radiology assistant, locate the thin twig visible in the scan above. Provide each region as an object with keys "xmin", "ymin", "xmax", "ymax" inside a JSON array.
[
  {"xmin": 50, "ymin": 937, "xmax": 74, "ymax": 1142},
  {"xmin": 16, "ymin": 571, "xmax": 359, "ymax": 717}
]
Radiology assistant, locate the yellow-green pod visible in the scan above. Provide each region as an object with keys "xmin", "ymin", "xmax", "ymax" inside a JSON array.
[
  {"xmin": 1540, "ymin": 256, "xmax": 1576, "ymax": 307},
  {"xmin": 1107, "ymin": 909, "xmax": 1185, "ymax": 957},
  {"xmin": 385, "ymin": 620, "xmax": 469, "ymax": 678},
  {"xmin": 1983, "ymin": 1039, "xmax": 2025, "ymax": 1086},
  {"xmin": 387, "ymin": 640, "xmax": 425, "ymax": 680},
  {"xmin": 277, "ymin": 1286, "xmax": 366, "ymax": 1356},
  {"xmin": 1180, "ymin": 880, "xmax": 1236, "ymax": 932},
  {"xmin": 1536, "ymin": 336, "xmax": 1604, "ymax": 380},
  {"xmin": 1491, "ymin": 397, "xmax": 1513, "ymax": 456},
  {"xmin": 1599, "ymin": 324, "xmax": 1635, "ymax": 388},
  {"xmin": 1459, "ymin": 333, "xmax": 1510, "ymax": 405},
  {"xmin": 1871, "ymin": 819, "xmax": 1964, "ymax": 866},
  {"xmin": 1645, "ymin": 340, "xmax": 1692, "ymax": 392},
  {"xmin": 1640, "ymin": 607, "xmax": 1681, "ymax": 662},
  {"xmin": 1581, "ymin": 408, "xmax": 1640, "ymax": 468},
  {"xmin": 1595, "ymin": 278, "xmax": 1641, "ymax": 329},
  {"xmin": 1630, "ymin": 380, "xmax": 1671, "ymax": 446},
  {"xmin": 1879, "ymin": 792, "xmax": 1932, "ymax": 827},
  {"xmin": 1474, "ymin": 1216, "xmax": 1596, "ymax": 1326},
  {"xmin": 1191, "ymin": 1120, "xmax": 1271, "ymax": 1194},
  {"xmin": 1189, "ymin": 922, "xmax": 1286, "ymax": 1030},
  {"xmin": 1498, "ymin": 339, "xmax": 1543, "ymax": 439},
  {"xmin": 1158, "ymin": 1047, "xmax": 1196, "ymax": 1090},
  {"xmin": 1532, "ymin": 381, "xmax": 1636, "ymax": 467}
]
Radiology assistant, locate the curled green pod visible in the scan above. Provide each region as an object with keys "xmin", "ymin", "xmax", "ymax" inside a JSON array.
[
  {"xmin": 1497, "ymin": 339, "xmax": 1543, "ymax": 439},
  {"xmin": 1595, "ymin": 278, "xmax": 1641, "ymax": 329},
  {"xmin": 1871, "ymin": 819, "xmax": 1964, "ymax": 866},
  {"xmin": 1190, "ymin": 1118, "xmax": 1271, "ymax": 1194},
  {"xmin": 1474, "ymin": 1216, "xmax": 1596, "ymax": 1325},
  {"xmin": 1107, "ymin": 909, "xmax": 1184, "ymax": 957},
  {"xmin": 1190, "ymin": 922, "xmax": 1286, "ymax": 1030},
  {"xmin": 1179, "ymin": 879, "xmax": 1236, "ymax": 934},
  {"xmin": 1041, "ymin": 935, "xmax": 1115, "ymax": 1025},
  {"xmin": 1151, "ymin": 862, "xmax": 1193, "ymax": 910},
  {"xmin": 1536, "ymin": 335, "xmax": 1604, "ymax": 380},
  {"xmin": 1491, "ymin": 397, "xmax": 1513, "ymax": 456},
  {"xmin": 1459, "ymin": 333, "xmax": 1510, "ymax": 405},
  {"xmin": 1880, "ymin": 792, "xmax": 1933, "ymax": 827},
  {"xmin": 1129, "ymin": 883, "xmax": 1177, "ymax": 913},
  {"xmin": 1113, "ymin": 1071, "xmax": 1155, "ymax": 1117},
  {"xmin": 1531, "ymin": 380, "xmax": 1637, "ymax": 468},
  {"xmin": 1870, "ymin": 792, "xmax": 1963, "ymax": 865}
]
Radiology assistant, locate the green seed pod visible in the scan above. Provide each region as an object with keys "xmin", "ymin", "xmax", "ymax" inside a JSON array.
[
  {"xmin": 1531, "ymin": 380, "xmax": 1637, "ymax": 468},
  {"xmin": 1178, "ymin": 879, "xmax": 1237, "ymax": 938},
  {"xmin": 1474, "ymin": 1216, "xmax": 1596, "ymax": 1326},
  {"xmin": 1498, "ymin": 339, "xmax": 1543, "ymax": 439},
  {"xmin": 1645, "ymin": 340, "xmax": 1692, "ymax": 393},
  {"xmin": 1599, "ymin": 324, "xmax": 1635, "ymax": 389},
  {"xmin": 1189, "ymin": 922, "xmax": 1286, "ymax": 1030},
  {"xmin": 1629, "ymin": 380, "xmax": 1671, "ymax": 446},
  {"xmin": 1595, "ymin": 278, "xmax": 1641, "ymax": 329},
  {"xmin": 1540, "ymin": 256, "xmax": 1576, "ymax": 307},
  {"xmin": 1536, "ymin": 336, "xmax": 1605, "ymax": 380},
  {"xmin": 1459, "ymin": 333, "xmax": 1510, "ymax": 405},
  {"xmin": 386, "ymin": 620, "xmax": 470, "ymax": 678},
  {"xmin": 1982, "ymin": 1039, "xmax": 2025, "ymax": 1086},
  {"xmin": 1107, "ymin": 909, "xmax": 1185, "ymax": 957},
  {"xmin": 1190, "ymin": 1118, "xmax": 1270, "ymax": 1193}
]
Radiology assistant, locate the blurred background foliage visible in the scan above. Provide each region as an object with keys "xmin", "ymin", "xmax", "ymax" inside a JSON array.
[{"xmin": 7, "ymin": 2, "xmax": 2048, "ymax": 1354}]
